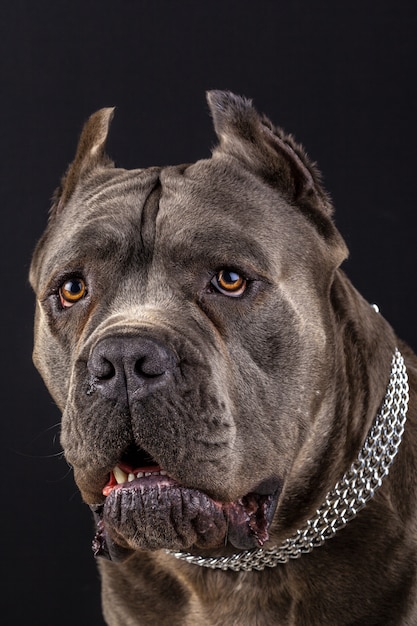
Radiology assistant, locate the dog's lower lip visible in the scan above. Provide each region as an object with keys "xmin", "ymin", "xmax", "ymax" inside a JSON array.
[{"xmin": 91, "ymin": 481, "xmax": 280, "ymax": 560}]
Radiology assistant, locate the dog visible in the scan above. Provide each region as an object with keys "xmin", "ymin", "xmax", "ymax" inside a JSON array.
[{"xmin": 30, "ymin": 91, "xmax": 417, "ymax": 625}]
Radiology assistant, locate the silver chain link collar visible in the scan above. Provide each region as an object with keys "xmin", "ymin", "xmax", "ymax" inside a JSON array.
[{"xmin": 168, "ymin": 349, "xmax": 409, "ymax": 571}]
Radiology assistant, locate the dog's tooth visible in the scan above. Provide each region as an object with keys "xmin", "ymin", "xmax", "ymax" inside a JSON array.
[
  {"xmin": 136, "ymin": 472, "xmax": 144, "ymax": 478},
  {"xmin": 145, "ymin": 472, "xmax": 152, "ymax": 477},
  {"xmin": 160, "ymin": 470, "xmax": 167, "ymax": 476},
  {"xmin": 128, "ymin": 473, "xmax": 135, "ymax": 482},
  {"xmin": 114, "ymin": 465, "xmax": 128, "ymax": 484}
]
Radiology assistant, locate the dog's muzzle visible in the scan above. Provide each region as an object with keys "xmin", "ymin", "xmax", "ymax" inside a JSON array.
[{"xmin": 85, "ymin": 331, "xmax": 282, "ymax": 560}]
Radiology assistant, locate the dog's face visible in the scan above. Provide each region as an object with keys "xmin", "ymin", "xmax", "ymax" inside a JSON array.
[{"xmin": 30, "ymin": 92, "xmax": 347, "ymax": 557}]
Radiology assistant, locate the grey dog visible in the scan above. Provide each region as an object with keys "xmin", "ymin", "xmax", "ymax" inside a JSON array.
[{"xmin": 30, "ymin": 91, "xmax": 417, "ymax": 625}]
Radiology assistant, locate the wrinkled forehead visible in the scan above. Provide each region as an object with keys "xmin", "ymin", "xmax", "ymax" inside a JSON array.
[
  {"xmin": 159, "ymin": 156, "xmax": 290, "ymax": 226},
  {"xmin": 33, "ymin": 155, "xmax": 298, "ymax": 290},
  {"xmin": 156, "ymin": 157, "xmax": 296, "ymax": 270},
  {"xmin": 32, "ymin": 166, "xmax": 158, "ymax": 285}
]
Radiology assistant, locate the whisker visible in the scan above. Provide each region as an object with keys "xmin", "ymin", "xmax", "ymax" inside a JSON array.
[
  {"xmin": 12, "ymin": 447, "xmax": 64, "ymax": 460},
  {"xmin": 11, "ymin": 422, "xmax": 63, "ymax": 459},
  {"xmin": 45, "ymin": 465, "xmax": 74, "ymax": 484}
]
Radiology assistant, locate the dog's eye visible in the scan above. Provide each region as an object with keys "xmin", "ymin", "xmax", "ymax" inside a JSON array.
[
  {"xmin": 59, "ymin": 277, "xmax": 87, "ymax": 308},
  {"xmin": 211, "ymin": 270, "xmax": 247, "ymax": 297}
]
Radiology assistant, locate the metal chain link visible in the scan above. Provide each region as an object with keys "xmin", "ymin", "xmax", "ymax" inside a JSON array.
[{"xmin": 168, "ymin": 349, "xmax": 409, "ymax": 571}]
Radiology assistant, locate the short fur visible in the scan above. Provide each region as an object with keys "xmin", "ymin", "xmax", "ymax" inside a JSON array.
[{"xmin": 30, "ymin": 91, "xmax": 417, "ymax": 625}]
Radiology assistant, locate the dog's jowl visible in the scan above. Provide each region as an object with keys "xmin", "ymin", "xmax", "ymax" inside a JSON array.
[{"xmin": 30, "ymin": 91, "xmax": 417, "ymax": 625}]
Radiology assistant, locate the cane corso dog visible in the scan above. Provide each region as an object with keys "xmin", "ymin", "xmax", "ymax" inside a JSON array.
[{"xmin": 30, "ymin": 91, "xmax": 417, "ymax": 625}]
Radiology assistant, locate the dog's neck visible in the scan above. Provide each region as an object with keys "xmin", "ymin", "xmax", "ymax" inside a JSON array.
[{"xmin": 168, "ymin": 348, "xmax": 409, "ymax": 571}]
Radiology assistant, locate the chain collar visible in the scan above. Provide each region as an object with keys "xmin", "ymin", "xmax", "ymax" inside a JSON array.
[{"xmin": 167, "ymin": 349, "xmax": 409, "ymax": 571}]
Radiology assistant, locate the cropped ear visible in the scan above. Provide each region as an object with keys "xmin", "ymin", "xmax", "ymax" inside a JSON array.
[
  {"xmin": 207, "ymin": 90, "xmax": 332, "ymax": 217},
  {"xmin": 51, "ymin": 107, "xmax": 115, "ymax": 216}
]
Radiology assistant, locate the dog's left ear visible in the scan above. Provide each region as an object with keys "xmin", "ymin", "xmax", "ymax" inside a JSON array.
[
  {"xmin": 207, "ymin": 90, "xmax": 332, "ymax": 216},
  {"xmin": 51, "ymin": 107, "xmax": 115, "ymax": 216}
]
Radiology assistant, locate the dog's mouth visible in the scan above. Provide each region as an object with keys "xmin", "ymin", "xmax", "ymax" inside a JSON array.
[{"xmin": 90, "ymin": 446, "xmax": 280, "ymax": 563}]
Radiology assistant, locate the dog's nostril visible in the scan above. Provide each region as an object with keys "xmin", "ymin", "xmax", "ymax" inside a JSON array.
[
  {"xmin": 89, "ymin": 353, "xmax": 117, "ymax": 381},
  {"xmin": 98, "ymin": 358, "xmax": 116, "ymax": 381},
  {"xmin": 134, "ymin": 356, "xmax": 166, "ymax": 379}
]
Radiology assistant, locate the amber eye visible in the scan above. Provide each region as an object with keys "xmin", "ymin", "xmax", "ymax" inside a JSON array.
[
  {"xmin": 59, "ymin": 277, "xmax": 87, "ymax": 308},
  {"xmin": 211, "ymin": 269, "xmax": 247, "ymax": 297}
]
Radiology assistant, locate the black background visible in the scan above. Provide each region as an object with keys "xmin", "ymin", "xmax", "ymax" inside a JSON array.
[{"xmin": 2, "ymin": 1, "xmax": 417, "ymax": 624}]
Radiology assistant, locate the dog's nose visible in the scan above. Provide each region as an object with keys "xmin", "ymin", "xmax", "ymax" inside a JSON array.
[{"xmin": 88, "ymin": 336, "xmax": 178, "ymax": 402}]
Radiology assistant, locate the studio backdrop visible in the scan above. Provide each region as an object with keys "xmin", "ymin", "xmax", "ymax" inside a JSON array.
[{"xmin": 1, "ymin": 1, "xmax": 416, "ymax": 624}]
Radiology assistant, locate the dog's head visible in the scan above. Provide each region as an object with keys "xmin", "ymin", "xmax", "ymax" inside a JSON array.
[{"xmin": 30, "ymin": 91, "xmax": 348, "ymax": 558}]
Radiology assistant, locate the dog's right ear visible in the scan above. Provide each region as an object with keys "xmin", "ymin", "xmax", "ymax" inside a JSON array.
[{"xmin": 51, "ymin": 107, "xmax": 115, "ymax": 216}]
